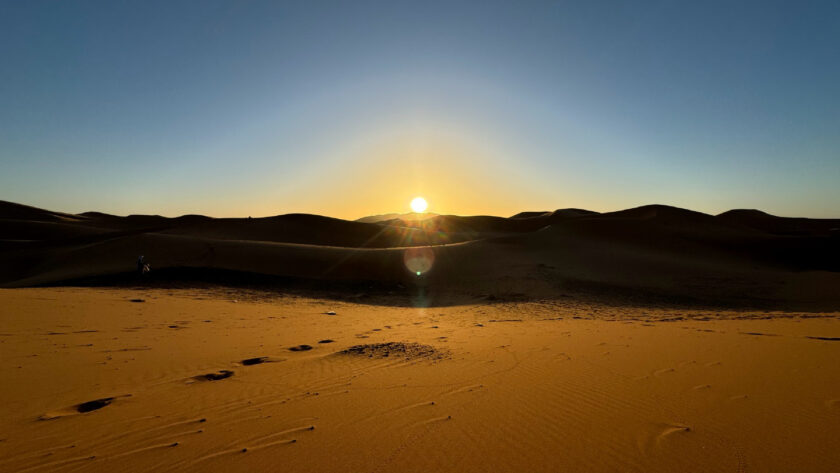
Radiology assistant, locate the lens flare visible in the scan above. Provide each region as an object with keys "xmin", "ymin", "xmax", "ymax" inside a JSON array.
[
  {"xmin": 403, "ymin": 247, "xmax": 435, "ymax": 276},
  {"xmin": 410, "ymin": 197, "xmax": 428, "ymax": 213}
]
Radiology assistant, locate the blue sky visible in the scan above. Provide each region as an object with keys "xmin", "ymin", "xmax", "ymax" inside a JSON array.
[{"xmin": 1, "ymin": 0, "xmax": 838, "ymax": 218}]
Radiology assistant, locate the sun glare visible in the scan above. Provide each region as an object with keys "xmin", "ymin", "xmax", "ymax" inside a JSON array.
[{"xmin": 410, "ymin": 197, "xmax": 428, "ymax": 213}]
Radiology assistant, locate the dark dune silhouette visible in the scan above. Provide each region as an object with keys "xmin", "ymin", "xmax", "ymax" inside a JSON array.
[
  {"xmin": 718, "ymin": 208, "xmax": 840, "ymax": 236},
  {"xmin": 510, "ymin": 209, "xmax": 598, "ymax": 219},
  {"xmin": 355, "ymin": 212, "xmax": 440, "ymax": 223},
  {"xmin": 1, "ymin": 200, "xmax": 838, "ymax": 309}
]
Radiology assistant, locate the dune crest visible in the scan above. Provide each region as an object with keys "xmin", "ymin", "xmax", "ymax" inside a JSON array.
[{"xmin": 1, "ymin": 200, "xmax": 839, "ymax": 310}]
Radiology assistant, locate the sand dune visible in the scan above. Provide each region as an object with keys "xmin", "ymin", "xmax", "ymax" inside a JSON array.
[
  {"xmin": 355, "ymin": 212, "xmax": 441, "ymax": 223},
  {"xmin": 0, "ymin": 288, "xmax": 838, "ymax": 472},
  {"xmin": 718, "ymin": 208, "xmax": 840, "ymax": 236},
  {"xmin": 2, "ymin": 201, "xmax": 839, "ymax": 472},
  {"xmin": 1, "ymin": 200, "xmax": 838, "ymax": 309}
]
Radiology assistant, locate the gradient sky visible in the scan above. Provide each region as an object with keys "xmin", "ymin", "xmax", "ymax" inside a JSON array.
[{"xmin": 1, "ymin": 0, "xmax": 838, "ymax": 218}]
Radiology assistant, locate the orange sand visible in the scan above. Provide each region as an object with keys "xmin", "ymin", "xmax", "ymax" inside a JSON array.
[{"xmin": 1, "ymin": 288, "xmax": 838, "ymax": 472}]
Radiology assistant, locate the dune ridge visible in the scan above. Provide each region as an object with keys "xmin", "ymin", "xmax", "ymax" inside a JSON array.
[{"xmin": 1, "ymin": 200, "xmax": 839, "ymax": 310}]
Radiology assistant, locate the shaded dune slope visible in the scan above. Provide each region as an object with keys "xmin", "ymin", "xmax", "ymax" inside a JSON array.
[
  {"xmin": 718, "ymin": 209, "xmax": 840, "ymax": 236},
  {"xmin": 1, "ymin": 201, "xmax": 838, "ymax": 309}
]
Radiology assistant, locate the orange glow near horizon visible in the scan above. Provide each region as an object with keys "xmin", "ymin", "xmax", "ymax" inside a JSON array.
[{"xmin": 240, "ymin": 133, "xmax": 564, "ymax": 220}]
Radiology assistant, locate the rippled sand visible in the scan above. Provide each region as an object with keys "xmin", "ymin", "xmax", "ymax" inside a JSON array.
[{"xmin": 1, "ymin": 288, "xmax": 839, "ymax": 472}]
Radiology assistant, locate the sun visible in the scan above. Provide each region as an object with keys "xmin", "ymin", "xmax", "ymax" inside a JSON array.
[{"xmin": 410, "ymin": 197, "xmax": 428, "ymax": 213}]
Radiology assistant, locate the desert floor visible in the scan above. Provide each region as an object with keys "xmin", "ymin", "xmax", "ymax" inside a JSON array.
[{"xmin": 1, "ymin": 288, "xmax": 838, "ymax": 472}]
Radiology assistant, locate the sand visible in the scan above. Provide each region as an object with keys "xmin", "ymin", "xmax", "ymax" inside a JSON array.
[
  {"xmin": 2, "ymin": 200, "xmax": 839, "ymax": 471},
  {"xmin": 3, "ymin": 200, "xmax": 840, "ymax": 311},
  {"xmin": 1, "ymin": 287, "xmax": 839, "ymax": 472}
]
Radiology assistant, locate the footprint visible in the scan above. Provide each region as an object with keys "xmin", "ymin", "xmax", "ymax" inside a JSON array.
[
  {"xmin": 654, "ymin": 368, "xmax": 675, "ymax": 376},
  {"xmin": 636, "ymin": 421, "xmax": 692, "ymax": 456},
  {"xmin": 657, "ymin": 423, "xmax": 692, "ymax": 443},
  {"xmin": 76, "ymin": 398, "xmax": 113, "ymax": 413},
  {"xmin": 192, "ymin": 370, "xmax": 234, "ymax": 382},
  {"xmin": 241, "ymin": 357, "xmax": 269, "ymax": 366},
  {"xmin": 289, "ymin": 345, "xmax": 313, "ymax": 352},
  {"xmin": 40, "ymin": 394, "xmax": 131, "ymax": 420}
]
